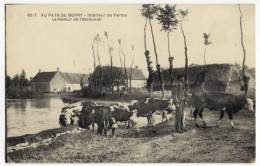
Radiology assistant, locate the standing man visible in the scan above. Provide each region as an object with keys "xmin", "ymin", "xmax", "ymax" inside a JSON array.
[{"xmin": 174, "ymin": 75, "xmax": 187, "ymax": 133}]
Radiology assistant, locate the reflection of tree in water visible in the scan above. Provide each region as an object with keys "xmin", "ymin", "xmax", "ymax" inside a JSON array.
[
  {"xmin": 12, "ymin": 100, "xmax": 27, "ymax": 111},
  {"xmin": 30, "ymin": 98, "xmax": 50, "ymax": 109},
  {"xmin": 6, "ymin": 103, "xmax": 11, "ymax": 109}
]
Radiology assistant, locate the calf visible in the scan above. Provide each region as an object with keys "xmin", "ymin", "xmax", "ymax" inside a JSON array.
[{"xmin": 190, "ymin": 92, "xmax": 254, "ymax": 129}]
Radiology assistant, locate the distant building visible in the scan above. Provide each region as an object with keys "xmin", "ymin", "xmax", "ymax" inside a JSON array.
[
  {"xmin": 127, "ymin": 67, "xmax": 147, "ymax": 88},
  {"xmin": 89, "ymin": 65, "xmax": 146, "ymax": 91},
  {"xmin": 150, "ymin": 63, "xmax": 255, "ymax": 97},
  {"xmin": 30, "ymin": 70, "xmax": 89, "ymax": 93}
]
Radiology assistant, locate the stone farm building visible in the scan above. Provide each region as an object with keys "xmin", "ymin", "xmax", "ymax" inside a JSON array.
[
  {"xmin": 30, "ymin": 70, "xmax": 89, "ymax": 93},
  {"xmin": 150, "ymin": 63, "xmax": 255, "ymax": 97}
]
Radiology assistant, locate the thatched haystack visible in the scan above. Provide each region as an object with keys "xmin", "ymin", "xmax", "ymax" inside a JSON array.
[{"xmin": 150, "ymin": 63, "xmax": 255, "ymax": 97}]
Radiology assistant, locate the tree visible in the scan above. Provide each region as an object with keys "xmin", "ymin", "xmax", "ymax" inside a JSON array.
[
  {"xmin": 238, "ymin": 4, "xmax": 249, "ymax": 96},
  {"xmin": 19, "ymin": 69, "xmax": 29, "ymax": 87},
  {"xmin": 141, "ymin": 4, "xmax": 165, "ymax": 97},
  {"xmin": 6, "ymin": 75, "xmax": 11, "ymax": 89},
  {"xmin": 202, "ymin": 32, "xmax": 212, "ymax": 91},
  {"xmin": 129, "ymin": 45, "xmax": 135, "ymax": 93},
  {"xmin": 157, "ymin": 4, "xmax": 178, "ymax": 85},
  {"xmin": 117, "ymin": 39, "xmax": 124, "ymax": 91},
  {"xmin": 118, "ymin": 39, "xmax": 128, "ymax": 91},
  {"xmin": 91, "ymin": 39, "xmax": 96, "ymax": 69},
  {"xmin": 109, "ymin": 46, "xmax": 114, "ymax": 93},
  {"xmin": 94, "ymin": 33, "xmax": 103, "ymax": 92},
  {"xmin": 179, "ymin": 9, "xmax": 189, "ymax": 97},
  {"xmin": 104, "ymin": 31, "xmax": 114, "ymax": 93},
  {"xmin": 141, "ymin": 5, "xmax": 154, "ymax": 95},
  {"xmin": 91, "ymin": 38, "xmax": 97, "ymax": 88}
]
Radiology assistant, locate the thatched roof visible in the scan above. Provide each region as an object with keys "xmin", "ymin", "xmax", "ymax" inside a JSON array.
[
  {"xmin": 90, "ymin": 65, "xmax": 146, "ymax": 80},
  {"xmin": 88, "ymin": 65, "xmax": 146, "ymax": 88},
  {"xmin": 151, "ymin": 63, "xmax": 244, "ymax": 90},
  {"xmin": 154, "ymin": 63, "xmax": 238, "ymax": 82}
]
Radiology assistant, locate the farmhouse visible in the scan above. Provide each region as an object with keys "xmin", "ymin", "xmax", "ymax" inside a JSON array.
[
  {"xmin": 150, "ymin": 63, "xmax": 255, "ymax": 97},
  {"xmin": 89, "ymin": 65, "xmax": 146, "ymax": 90},
  {"xmin": 30, "ymin": 70, "xmax": 89, "ymax": 93}
]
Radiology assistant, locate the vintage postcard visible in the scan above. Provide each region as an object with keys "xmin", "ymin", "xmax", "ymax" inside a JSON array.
[{"xmin": 5, "ymin": 3, "xmax": 255, "ymax": 163}]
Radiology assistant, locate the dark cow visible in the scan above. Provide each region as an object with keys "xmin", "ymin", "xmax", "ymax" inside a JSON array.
[
  {"xmin": 79, "ymin": 102, "xmax": 118, "ymax": 136},
  {"xmin": 78, "ymin": 102, "xmax": 98, "ymax": 131},
  {"xmin": 190, "ymin": 92, "xmax": 254, "ymax": 128},
  {"xmin": 80, "ymin": 105, "xmax": 113, "ymax": 135},
  {"xmin": 59, "ymin": 114, "xmax": 67, "ymax": 127},
  {"xmin": 128, "ymin": 98, "xmax": 176, "ymax": 125},
  {"xmin": 110, "ymin": 105, "xmax": 134, "ymax": 128}
]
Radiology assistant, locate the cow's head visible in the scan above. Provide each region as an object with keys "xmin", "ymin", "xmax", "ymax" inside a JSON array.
[
  {"xmin": 128, "ymin": 100, "xmax": 138, "ymax": 111},
  {"xmin": 244, "ymin": 98, "xmax": 254, "ymax": 112},
  {"xmin": 109, "ymin": 105, "xmax": 115, "ymax": 112}
]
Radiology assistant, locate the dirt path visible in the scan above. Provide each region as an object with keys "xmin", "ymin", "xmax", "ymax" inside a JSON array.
[{"xmin": 7, "ymin": 110, "xmax": 255, "ymax": 163}]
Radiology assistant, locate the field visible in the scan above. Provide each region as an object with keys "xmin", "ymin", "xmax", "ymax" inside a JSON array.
[{"xmin": 7, "ymin": 108, "xmax": 255, "ymax": 163}]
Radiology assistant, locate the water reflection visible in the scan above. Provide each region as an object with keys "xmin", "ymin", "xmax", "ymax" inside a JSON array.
[
  {"xmin": 7, "ymin": 96, "xmax": 65, "ymax": 137},
  {"xmin": 12, "ymin": 100, "xmax": 27, "ymax": 111},
  {"xmin": 30, "ymin": 98, "xmax": 51, "ymax": 109}
]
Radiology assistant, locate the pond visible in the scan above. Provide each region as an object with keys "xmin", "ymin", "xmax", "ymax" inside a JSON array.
[{"xmin": 6, "ymin": 97, "xmax": 68, "ymax": 137}]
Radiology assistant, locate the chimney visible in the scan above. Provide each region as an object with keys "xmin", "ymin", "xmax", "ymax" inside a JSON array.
[
  {"xmin": 57, "ymin": 67, "xmax": 59, "ymax": 72},
  {"xmin": 38, "ymin": 69, "xmax": 41, "ymax": 73}
]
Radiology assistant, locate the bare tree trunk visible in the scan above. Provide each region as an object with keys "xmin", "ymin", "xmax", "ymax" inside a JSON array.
[
  {"xmin": 238, "ymin": 4, "xmax": 248, "ymax": 96},
  {"xmin": 92, "ymin": 43, "xmax": 97, "ymax": 88},
  {"xmin": 129, "ymin": 46, "xmax": 135, "ymax": 94},
  {"xmin": 202, "ymin": 46, "xmax": 207, "ymax": 91},
  {"xmin": 148, "ymin": 18, "xmax": 158, "ymax": 65},
  {"xmin": 181, "ymin": 22, "xmax": 189, "ymax": 96},
  {"xmin": 110, "ymin": 55, "xmax": 114, "ymax": 93},
  {"xmin": 148, "ymin": 18, "xmax": 164, "ymax": 98},
  {"xmin": 167, "ymin": 31, "xmax": 173, "ymax": 84},
  {"xmin": 96, "ymin": 43, "xmax": 102, "ymax": 93},
  {"xmin": 144, "ymin": 18, "xmax": 153, "ymax": 96},
  {"xmin": 174, "ymin": 87, "xmax": 185, "ymax": 133},
  {"xmin": 144, "ymin": 18, "xmax": 147, "ymax": 51},
  {"xmin": 129, "ymin": 67, "xmax": 133, "ymax": 94},
  {"xmin": 92, "ymin": 44, "xmax": 96, "ymax": 69},
  {"xmin": 122, "ymin": 51, "xmax": 128, "ymax": 91},
  {"xmin": 118, "ymin": 50, "xmax": 123, "ymax": 92}
]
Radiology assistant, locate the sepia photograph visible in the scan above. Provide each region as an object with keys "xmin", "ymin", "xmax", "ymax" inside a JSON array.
[{"xmin": 4, "ymin": 2, "xmax": 256, "ymax": 163}]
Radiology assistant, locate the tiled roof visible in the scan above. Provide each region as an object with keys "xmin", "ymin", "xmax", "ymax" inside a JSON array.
[
  {"xmin": 31, "ymin": 72, "xmax": 57, "ymax": 82},
  {"xmin": 31, "ymin": 71, "xmax": 89, "ymax": 84},
  {"xmin": 61, "ymin": 72, "xmax": 89, "ymax": 84}
]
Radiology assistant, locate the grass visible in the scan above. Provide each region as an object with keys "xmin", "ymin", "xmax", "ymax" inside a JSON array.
[{"xmin": 6, "ymin": 109, "xmax": 255, "ymax": 163}]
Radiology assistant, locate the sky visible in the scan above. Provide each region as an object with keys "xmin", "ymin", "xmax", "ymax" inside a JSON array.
[{"xmin": 6, "ymin": 4, "xmax": 255, "ymax": 78}]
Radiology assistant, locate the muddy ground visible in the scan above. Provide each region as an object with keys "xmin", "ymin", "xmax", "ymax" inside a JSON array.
[{"xmin": 7, "ymin": 108, "xmax": 255, "ymax": 163}]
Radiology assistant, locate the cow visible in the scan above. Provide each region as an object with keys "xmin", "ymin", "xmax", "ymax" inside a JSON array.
[
  {"xmin": 109, "ymin": 103, "xmax": 134, "ymax": 128},
  {"xmin": 78, "ymin": 101, "xmax": 101, "ymax": 132},
  {"xmin": 79, "ymin": 103, "xmax": 114, "ymax": 136},
  {"xmin": 190, "ymin": 92, "xmax": 254, "ymax": 129},
  {"xmin": 128, "ymin": 98, "xmax": 176, "ymax": 125},
  {"xmin": 79, "ymin": 102, "xmax": 124, "ymax": 136},
  {"xmin": 59, "ymin": 103, "xmax": 82, "ymax": 127}
]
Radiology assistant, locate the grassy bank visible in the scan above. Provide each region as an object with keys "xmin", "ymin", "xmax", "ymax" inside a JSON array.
[{"xmin": 7, "ymin": 110, "xmax": 255, "ymax": 163}]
